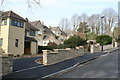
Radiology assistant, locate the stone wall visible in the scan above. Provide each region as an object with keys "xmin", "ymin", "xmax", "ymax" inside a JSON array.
[
  {"xmin": 0, "ymin": 54, "xmax": 2, "ymax": 79},
  {"xmin": 102, "ymin": 44, "xmax": 113, "ymax": 50},
  {"xmin": 42, "ymin": 47, "xmax": 85, "ymax": 65},
  {"xmin": 2, "ymin": 54, "xmax": 13, "ymax": 76},
  {"xmin": 90, "ymin": 44, "xmax": 100, "ymax": 53}
]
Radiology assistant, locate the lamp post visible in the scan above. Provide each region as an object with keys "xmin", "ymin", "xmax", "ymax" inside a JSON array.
[{"xmin": 101, "ymin": 16, "xmax": 105, "ymax": 51}]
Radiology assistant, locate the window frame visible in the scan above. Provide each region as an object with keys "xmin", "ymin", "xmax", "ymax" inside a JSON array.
[
  {"xmin": 0, "ymin": 38, "xmax": 3, "ymax": 46},
  {"xmin": 2, "ymin": 19, "xmax": 7, "ymax": 25},
  {"xmin": 11, "ymin": 19, "xmax": 24, "ymax": 28},
  {"xmin": 15, "ymin": 39, "xmax": 19, "ymax": 47},
  {"xmin": 29, "ymin": 30, "xmax": 36, "ymax": 36}
]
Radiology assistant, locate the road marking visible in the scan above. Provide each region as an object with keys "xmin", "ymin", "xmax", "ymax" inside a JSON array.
[{"xmin": 14, "ymin": 65, "xmax": 45, "ymax": 73}]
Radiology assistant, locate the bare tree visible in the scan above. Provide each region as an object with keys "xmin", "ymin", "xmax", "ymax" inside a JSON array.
[
  {"xmin": 80, "ymin": 13, "xmax": 88, "ymax": 22},
  {"xmin": 0, "ymin": 0, "xmax": 41, "ymax": 8},
  {"xmin": 102, "ymin": 8, "xmax": 118, "ymax": 35},
  {"xmin": 71, "ymin": 14, "xmax": 80, "ymax": 30},
  {"xmin": 88, "ymin": 14, "xmax": 101, "ymax": 35},
  {"xmin": 58, "ymin": 18, "xmax": 70, "ymax": 30}
]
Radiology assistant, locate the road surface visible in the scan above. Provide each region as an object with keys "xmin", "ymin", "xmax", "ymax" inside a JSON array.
[{"xmin": 52, "ymin": 50, "xmax": 119, "ymax": 78}]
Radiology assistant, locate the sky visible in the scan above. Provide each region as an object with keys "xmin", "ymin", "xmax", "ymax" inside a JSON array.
[{"xmin": 0, "ymin": 0, "xmax": 119, "ymax": 26}]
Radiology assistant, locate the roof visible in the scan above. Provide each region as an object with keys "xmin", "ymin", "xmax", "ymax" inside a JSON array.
[
  {"xmin": 30, "ymin": 20, "xmax": 40, "ymax": 26},
  {"xmin": 43, "ymin": 25, "xmax": 54, "ymax": 35},
  {"xmin": 61, "ymin": 30, "xmax": 67, "ymax": 36},
  {"xmin": 1, "ymin": 11, "xmax": 26, "ymax": 21},
  {"xmin": 50, "ymin": 27, "xmax": 67, "ymax": 36},
  {"xmin": 25, "ymin": 37, "xmax": 37, "ymax": 42},
  {"xmin": 64, "ymin": 30, "xmax": 77, "ymax": 35},
  {"xmin": 26, "ymin": 22, "xmax": 39, "ymax": 31},
  {"xmin": 50, "ymin": 27, "xmax": 61, "ymax": 32}
]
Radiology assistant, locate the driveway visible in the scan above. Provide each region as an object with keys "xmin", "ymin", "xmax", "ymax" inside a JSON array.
[{"xmin": 13, "ymin": 56, "xmax": 43, "ymax": 72}]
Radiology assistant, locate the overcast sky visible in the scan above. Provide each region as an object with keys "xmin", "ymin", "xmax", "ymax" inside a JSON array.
[{"xmin": 0, "ymin": 0, "xmax": 119, "ymax": 26}]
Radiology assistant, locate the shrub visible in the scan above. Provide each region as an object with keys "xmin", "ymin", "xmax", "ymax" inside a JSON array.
[
  {"xmin": 64, "ymin": 35, "xmax": 86, "ymax": 47},
  {"xmin": 96, "ymin": 35, "xmax": 112, "ymax": 45}
]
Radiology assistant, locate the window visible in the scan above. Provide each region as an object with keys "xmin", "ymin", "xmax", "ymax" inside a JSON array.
[
  {"xmin": 11, "ymin": 19, "xmax": 24, "ymax": 28},
  {"xmin": 15, "ymin": 39, "xmax": 19, "ymax": 47},
  {"xmin": 0, "ymin": 38, "xmax": 3, "ymax": 46},
  {"xmin": 44, "ymin": 42, "xmax": 46, "ymax": 44},
  {"xmin": 2, "ymin": 19, "xmax": 7, "ymax": 25},
  {"xmin": 29, "ymin": 30, "xmax": 36, "ymax": 36},
  {"xmin": 38, "ymin": 29, "xmax": 42, "ymax": 34},
  {"xmin": 43, "ymin": 35, "xmax": 47, "ymax": 39},
  {"xmin": 20, "ymin": 22, "xmax": 24, "ymax": 27},
  {"xmin": 18, "ymin": 22, "xmax": 21, "ymax": 27}
]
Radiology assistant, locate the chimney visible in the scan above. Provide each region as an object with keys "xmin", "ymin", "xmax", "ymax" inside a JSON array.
[{"xmin": 25, "ymin": 18, "xmax": 28, "ymax": 22}]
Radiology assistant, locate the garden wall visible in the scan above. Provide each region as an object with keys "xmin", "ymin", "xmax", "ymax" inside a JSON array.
[
  {"xmin": 2, "ymin": 54, "xmax": 13, "ymax": 76},
  {"xmin": 42, "ymin": 47, "xmax": 85, "ymax": 65}
]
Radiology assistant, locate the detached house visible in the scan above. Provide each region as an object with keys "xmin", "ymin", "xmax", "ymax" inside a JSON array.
[
  {"xmin": 30, "ymin": 21, "xmax": 60, "ymax": 46},
  {"xmin": 0, "ymin": 11, "xmax": 39, "ymax": 55},
  {"xmin": 0, "ymin": 11, "xmax": 26, "ymax": 55}
]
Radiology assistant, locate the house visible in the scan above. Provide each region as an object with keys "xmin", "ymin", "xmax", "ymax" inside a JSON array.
[
  {"xmin": 24, "ymin": 21, "xmax": 39, "ymax": 55},
  {"xmin": 50, "ymin": 27, "xmax": 67, "ymax": 43},
  {"xmin": 65, "ymin": 30, "xmax": 86, "ymax": 39},
  {"xmin": 65, "ymin": 30, "xmax": 77, "ymax": 39},
  {"xmin": 30, "ymin": 21, "xmax": 60, "ymax": 46},
  {"xmin": 0, "ymin": 11, "xmax": 26, "ymax": 55}
]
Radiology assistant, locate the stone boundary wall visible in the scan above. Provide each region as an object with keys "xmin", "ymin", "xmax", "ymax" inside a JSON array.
[
  {"xmin": 2, "ymin": 54, "xmax": 13, "ymax": 76},
  {"xmin": 0, "ymin": 54, "xmax": 2, "ymax": 79},
  {"xmin": 102, "ymin": 44, "xmax": 113, "ymax": 51},
  {"xmin": 90, "ymin": 44, "xmax": 100, "ymax": 53},
  {"xmin": 42, "ymin": 47, "xmax": 85, "ymax": 65}
]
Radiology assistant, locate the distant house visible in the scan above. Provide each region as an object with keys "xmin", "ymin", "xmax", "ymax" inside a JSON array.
[
  {"xmin": 65, "ymin": 30, "xmax": 86, "ymax": 39},
  {"xmin": 30, "ymin": 21, "xmax": 60, "ymax": 46},
  {"xmin": 0, "ymin": 11, "xmax": 26, "ymax": 55},
  {"xmin": 50, "ymin": 27, "xmax": 67, "ymax": 43},
  {"xmin": 65, "ymin": 30, "xmax": 77, "ymax": 39},
  {"xmin": 24, "ymin": 22, "xmax": 39, "ymax": 55}
]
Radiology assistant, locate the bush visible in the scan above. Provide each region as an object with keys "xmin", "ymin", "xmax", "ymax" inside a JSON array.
[
  {"xmin": 64, "ymin": 35, "xmax": 86, "ymax": 46},
  {"xmin": 56, "ymin": 44, "xmax": 76, "ymax": 49},
  {"xmin": 96, "ymin": 35, "xmax": 112, "ymax": 45}
]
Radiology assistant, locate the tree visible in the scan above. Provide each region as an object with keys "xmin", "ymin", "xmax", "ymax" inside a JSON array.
[
  {"xmin": 87, "ymin": 32, "xmax": 97, "ymax": 40},
  {"xmin": 64, "ymin": 35, "xmax": 86, "ymax": 47},
  {"xmin": 77, "ymin": 22, "xmax": 89, "ymax": 33},
  {"xmin": 58, "ymin": 18, "xmax": 70, "ymax": 30},
  {"xmin": 80, "ymin": 13, "xmax": 88, "ymax": 22},
  {"xmin": 0, "ymin": 0, "xmax": 41, "ymax": 8},
  {"xmin": 70, "ymin": 14, "xmax": 80, "ymax": 30},
  {"xmin": 102, "ymin": 8, "xmax": 118, "ymax": 35},
  {"xmin": 88, "ymin": 14, "xmax": 101, "ymax": 35},
  {"xmin": 113, "ymin": 27, "xmax": 120, "ymax": 41},
  {"xmin": 96, "ymin": 35, "xmax": 112, "ymax": 45}
]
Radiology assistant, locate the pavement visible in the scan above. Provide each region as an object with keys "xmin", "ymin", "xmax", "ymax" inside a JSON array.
[{"xmin": 2, "ymin": 47, "xmax": 119, "ymax": 80}]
